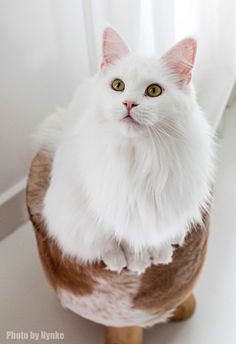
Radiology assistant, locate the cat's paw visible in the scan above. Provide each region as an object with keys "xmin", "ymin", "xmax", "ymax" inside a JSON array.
[
  {"xmin": 122, "ymin": 243, "xmax": 174, "ymax": 274},
  {"xmin": 149, "ymin": 244, "xmax": 174, "ymax": 265},
  {"xmin": 125, "ymin": 250, "xmax": 153, "ymax": 275},
  {"xmin": 102, "ymin": 241, "xmax": 175, "ymax": 274},
  {"xmin": 121, "ymin": 243, "xmax": 153, "ymax": 274},
  {"xmin": 102, "ymin": 243, "xmax": 127, "ymax": 273}
]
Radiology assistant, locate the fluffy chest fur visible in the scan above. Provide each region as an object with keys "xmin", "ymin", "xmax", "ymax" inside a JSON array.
[{"xmin": 72, "ymin": 121, "xmax": 209, "ymax": 250}]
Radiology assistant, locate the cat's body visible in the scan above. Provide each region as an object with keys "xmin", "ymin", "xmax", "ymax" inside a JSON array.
[{"xmin": 41, "ymin": 28, "xmax": 214, "ymax": 273}]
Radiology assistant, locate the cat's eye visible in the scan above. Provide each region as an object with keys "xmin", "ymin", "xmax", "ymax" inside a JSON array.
[
  {"xmin": 111, "ymin": 79, "xmax": 125, "ymax": 92},
  {"xmin": 145, "ymin": 83, "xmax": 162, "ymax": 97}
]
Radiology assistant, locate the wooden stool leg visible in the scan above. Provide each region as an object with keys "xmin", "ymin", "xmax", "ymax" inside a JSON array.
[
  {"xmin": 104, "ymin": 326, "xmax": 144, "ymax": 344},
  {"xmin": 171, "ymin": 293, "xmax": 196, "ymax": 321}
]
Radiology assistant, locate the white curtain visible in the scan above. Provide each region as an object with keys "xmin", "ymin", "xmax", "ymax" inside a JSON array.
[{"xmin": 80, "ymin": 0, "xmax": 236, "ymax": 129}]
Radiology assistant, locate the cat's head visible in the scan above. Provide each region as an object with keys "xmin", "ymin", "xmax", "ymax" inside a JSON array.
[{"xmin": 94, "ymin": 27, "xmax": 197, "ymax": 139}]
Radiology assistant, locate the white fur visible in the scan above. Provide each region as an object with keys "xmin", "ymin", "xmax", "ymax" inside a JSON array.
[
  {"xmin": 35, "ymin": 108, "xmax": 66, "ymax": 152},
  {"xmin": 40, "ymin": 51, "xmax": 214, "ymax": 271}
]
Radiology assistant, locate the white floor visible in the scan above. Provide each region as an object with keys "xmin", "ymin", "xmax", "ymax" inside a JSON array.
[{"xmin": 1, "ymin": 103, "xmax": 236, "ymax": 344}]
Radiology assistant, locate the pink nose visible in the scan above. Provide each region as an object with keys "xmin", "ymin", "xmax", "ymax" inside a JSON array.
[{"xmin": 123, "ymin": 100, "xmax": 138, "ymax": 111}]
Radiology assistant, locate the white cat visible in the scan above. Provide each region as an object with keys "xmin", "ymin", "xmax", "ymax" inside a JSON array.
[{"xmin": 40, "ymin": 28, "xmax": 214, "ymax": 273}]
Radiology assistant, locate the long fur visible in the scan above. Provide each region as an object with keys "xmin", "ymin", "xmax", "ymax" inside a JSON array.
[{"xmin": 39, "ymin": 47, "xmax": 215, "ymax": 263}]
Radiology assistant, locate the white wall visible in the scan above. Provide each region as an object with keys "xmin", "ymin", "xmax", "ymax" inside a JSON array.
[{"xmin": 0, "ymin": 0, "xmax": 90, "ymax": 196}]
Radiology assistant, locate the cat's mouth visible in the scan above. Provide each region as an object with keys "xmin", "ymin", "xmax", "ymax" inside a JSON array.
[{"xmin": 121, "ymin": 114, "xmax": 139, "ymax": 125}]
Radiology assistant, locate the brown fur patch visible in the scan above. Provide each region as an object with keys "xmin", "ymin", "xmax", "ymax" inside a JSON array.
[{"xmin": 27, "ymin": 150, "xmax": 210, "ymax": 320}]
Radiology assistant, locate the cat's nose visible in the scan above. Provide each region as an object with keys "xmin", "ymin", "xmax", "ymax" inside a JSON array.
[{"xmin": 123, "ymin": 100, "xmax": 139, "ymax": 111}]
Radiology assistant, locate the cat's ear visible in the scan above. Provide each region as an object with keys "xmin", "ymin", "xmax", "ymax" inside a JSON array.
[
  {"xmin": 101, "ymin": 27, "xmax": 130, "ymax": 70},
  {"xmin": 162, "ymin": 38, "xmax": 197, "ymax": 86}
]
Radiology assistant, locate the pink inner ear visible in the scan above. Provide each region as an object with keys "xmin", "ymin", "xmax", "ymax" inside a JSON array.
[
  {"xmin": 162, "ymin": 38, "xmax": 197, "ymax": 85},
  {"xmin": 101, "ymin": 28, "xmax": 129, "ymax": 70}
]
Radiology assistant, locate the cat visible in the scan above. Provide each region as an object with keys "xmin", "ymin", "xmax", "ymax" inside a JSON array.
[{"xmin": 39, "ymin": 28, "xmax": 214, "ymax": 273}]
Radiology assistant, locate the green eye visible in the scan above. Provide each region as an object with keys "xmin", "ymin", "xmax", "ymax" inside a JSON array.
[
  {"xmin": 111, "ymin": 79, "xmax": 125, "ymax": 92},
  {"xmin": 146, "ymin": 83, "xmax": 162, "ymax": 97}
]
